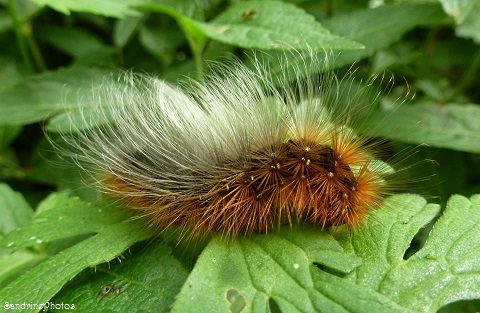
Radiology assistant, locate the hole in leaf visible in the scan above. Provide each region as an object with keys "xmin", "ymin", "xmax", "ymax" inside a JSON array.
[
  {"xmin": 313, "ymin": 262, "xmax": 346, "ymax": 278},
  {"xmin": 226, "ymin": 289, "xmax": 246, "ymax": 313},
  {"xmin": 437, "ymin": 299, "xmax": 480, "ymax": 313},
  {"xmin": 268, "ymin": 297, "xmax": 282, "ymax": 313},
  {"xmin": 403, "ymin": 218, "xmax": 435, "ymax": 260},
  {"xmin": 313, "ymin": 262, "xmax": 325, "ymax": 271}
]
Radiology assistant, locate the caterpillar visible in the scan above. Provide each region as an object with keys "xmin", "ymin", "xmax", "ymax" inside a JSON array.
[{"xmin": 52, "ymin": 51, "xmax": 409, "ymax": 241}]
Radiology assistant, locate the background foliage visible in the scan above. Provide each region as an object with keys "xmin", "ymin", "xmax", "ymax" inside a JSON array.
[{"xmin": 1, "ymin": 0, "xmax": 480, "ymax": 312}]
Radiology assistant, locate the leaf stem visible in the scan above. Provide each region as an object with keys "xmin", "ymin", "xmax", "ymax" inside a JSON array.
[
  {"xmin": 25, "ymin": 27, "xmax": 47, "ymax": 72},
  {"xmin": 190, "ymin": 40, "xmax": 204, "ymax": 81},
  {"xmin": 183, "ymin": 31, "xmax": 205, "ymax": 81},
  {"xmin": 176, "ymin": 18, "xmax": 206, "ymax": 81},
  {"xmin": 7, "ymin": 0, "xmax": 35, "ymax": 73}
]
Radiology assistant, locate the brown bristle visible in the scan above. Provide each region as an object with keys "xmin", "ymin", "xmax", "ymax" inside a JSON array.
[{"xmin": 102, "ymin": 135, "xmax": 387, "ymax": 240}]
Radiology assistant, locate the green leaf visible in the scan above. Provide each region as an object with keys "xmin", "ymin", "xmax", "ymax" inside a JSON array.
[
  {"xmin": 0, "ymin": 249, "xmax": 44, "ymax": 289},
  {"xmin": 455, "ymin": 2, "xmax": 480, "ymax": 43},
  {"xmin": 0, "ymin": 56, "xmax": 24, "ymax": 91},
  {"xmin": 172, "ymin": 193, "xmax": 480, "ymax": 312},
  {"xmin": 0, "ymin": 66, "xmax": 108, "ymax": 126},
  {"xmin": 0, "ymin": 147, "xmax": 23, "ymax": 180},
  {"xmin": 438, "ymin": 0, "xmax": 476, "ymax": 24},
  {"xmin": 3, "ymin": 0, "xmax": 40, "ymax": 26},
  {"xmin": 37, "ymin": 26, "xmax": 115, "ymax": 61},
  {"xmin": 113, "ymin": 15, "xmax": 146, "ymax": 48},
  {"xmin": 334, "ymin": 194, "xmax": 480, "ymax": 312},
  {"xmin": 138, "ymin": 22, "xmax": 186, "ymax": 67},
  {"xmin": 1, "ymin": 192, "xmax": 129, "ymax": 251},
  {"xmin": 51, "ymin": 241, "xmax": 189, "ymax": 313},
  {"xmin": 364, "ymin": 103, "xmax": 480, "ymax": 153},
  {"xmin": 29, "ymin": 0, "xmax": 142, "ymax": 18},
  {"xmin": 0, "ymin": 125, "xmax": 22, "ymax": 149},
  {"xmin": 0, "ymin": 183, "xmax": 33, "ymax": 236},
  {"xmin": 138, "ymin": 1, "xmax": 207, "ymax": 70},
  {"xmin": 171, "ymin": 220, "xmax": 405, "ymax": 312},
  {"xmin": 0, "ymin": 221, "xmax": 151, "ymax": 313},
  {"xmin": 0, "ymin": 10, "xmax": 12, "ymax": 35},
  {"xmin": 324, "ymin": 2, "xmax": 450, "ymax": 68},
  {"xmin": 194, "ymin": 1, "xmax": 363, "ymax": 51},
  {"xmin": 139, "ymin": 0, "xmax": 204, "ymax": 20},
  {"xmin": 257, "ymin": 2, "xmax": 450, "ymax": 84}
]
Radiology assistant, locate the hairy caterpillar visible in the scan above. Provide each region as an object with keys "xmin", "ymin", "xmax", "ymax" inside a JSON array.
[{"xmin": 51, "ymin": 52, "xmax": 410, "ymax": 241}]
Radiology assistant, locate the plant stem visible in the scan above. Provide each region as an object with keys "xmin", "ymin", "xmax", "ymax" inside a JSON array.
[
  {"xmin": 176, "ymin": 18, "xmax": 206, "ymax": 81},
  {"xmin": 191, "ymin": 41, "xmax": 204, "ymax": 81},
  {"xmin": 183, "ymin": 30, "xmax": 205, "ymax": 81},
  {"xmin": 455, "ymin": 47, "xmax": 480, "ymax": 95},
  {"xmin": 25, "ymin": 26, "xmax": 47, "ymax": 72},
  {"xmin": 7, "ymin": 0, "xmax": 35, "ymax": 73}
]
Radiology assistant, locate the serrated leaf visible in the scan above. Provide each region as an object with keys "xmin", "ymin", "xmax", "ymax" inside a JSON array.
[
  {"xmin": 0, "ymin": 221, "xmax": 151, "ymax": 313},
  {"xmin": 171, "ymin": 223, "xmax": 406, "ymax": 313},
  {"xmin": 333, "ymin": 194, "xmax": 480, "ymax": 312},
  {"xmin": 0, "ymin": 66, "xmax": 108, "ymax": 126},
  {"xmin": 364, "ymin": 103, "xmax": 480, "ymax": 153},
  {"xmin": 1, "ymin": 192, "xmax": 129, "ymax": 251},
  {"xmin": 438, "ymin": 0, "xmax": 476, "ymax": 24},
  {"xmin": 257, "ymin": 2, "xmax": 449, "ymax": 85},
  {"xmin": 194, "ymin": 1, "xmax": 363, "ymax": 51},
  {"xmin": 332, "ymin": 194, "xmax": 441, "ymax": 287},
  {"xmin": 172, "ymin": 194, "xmax": 480, "ymax": 313},
  {"xmin": 29, "ymin": 0, "xmax": 142, "ymax": 18},
  {"xmin": 51, "ymin": 241, "xmax": 188, "ymax": 313},
  {"xmin": 0, "ymin": 183, "xmax": 33, "ymax": 236}
]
